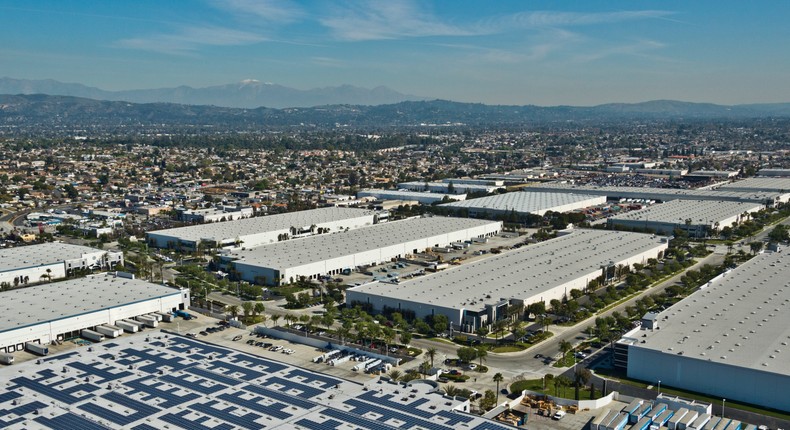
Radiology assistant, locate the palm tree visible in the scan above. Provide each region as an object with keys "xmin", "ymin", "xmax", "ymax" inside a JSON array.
[
  {"xmin": 259, "ymin": 314, "xmax": 268, "ymax": 327},
  {"xmin": 271, "ymin": 314, "xmax": 281, "ymax": 326},
  {"xmin": 253, "ymin": 302, "xmax": 265, "ymax": 318},
  {"xmin": 443, "ymin": 384, "xmax": 460, "ymax": 397},
  {"xmin": 493, "ymin": 373, "xmax": 504, "ymax": 403},
  {"xmin": 388, "ymin": 370, "xmax": 403, "ymax": 382},
  {"xmin": 426, "ymin": 347, "xmax": 437, "ymax": 368},
  {"xmin": 241, "ymin": 302, "xmax": 253, "ymax": 322},
  {"xmin": 226, "ymin": 304, "xmax": 240, "ymax": 319},
  {"xmin": 559, "ymin": 339, "xmax": 572, "ymax": 364},
  {"xmin": 475, "ymin": 346, "xmax": 488, "ymax": 368}
]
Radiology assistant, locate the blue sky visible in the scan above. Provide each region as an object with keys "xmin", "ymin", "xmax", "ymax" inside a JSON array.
[{"xmin": 1, "ymin": 0, "xmax": 788, "ymax": 106}]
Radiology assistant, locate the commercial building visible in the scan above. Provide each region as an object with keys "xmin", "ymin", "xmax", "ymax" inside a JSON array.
[
  {"xmin": 0, "ymin": 243, "xmax": 124, "ymax": 287},
  {"xmin": 758, "ymin": 168, "xmax": 790, "ymax": 177},
  {"xmin": 228, "ymin": 217, "xmax": 502, "ymax": 285},
  {"xmin": 178, "ymin": 206, "xmax": 254, "ymax": 223},
  {"xmin": 440, "ymin": 177, "xmax": 505, "ymax": 186},
  {"xmin": 146, "ymin": 207, "xmax": 380, "ymax": 250},
  {"xmin": 440, "ymin": 191, "xmax": 606, "ymax": 217},
  {"xmin": 397, "ymin": 181, "xmax": 504, "ymax": 195},
  {"xmin": 0, "ymin": 273, "xmax": 188, "ymax": 353},
  {"xmin": 606, "ymin": 200, "xmax": 763, "ymax": 238},
  {"xmin": 524, "ymin": 183, "xmax": 781, "ymax": 205},
  {"xmin": 347, "ymin": 229, "xmax": 667, "ymax": 332},
  {"xmin": 685, "ymin": 170, "xmax": 739, "ymax": 180},
  {"xmin": 619, "ymin": 250, "xmax": 790, "ymax": 412},
  {"xmin": 0, "ymin": 334, "xmax": 512, "ymax": 430},
  {"xmin": 357, "ymin": 189, "xmax": 466, "ymax": 205},
  {"xmin": 712, "ymin": 177, "xmax": 790, "ymax": 194}
]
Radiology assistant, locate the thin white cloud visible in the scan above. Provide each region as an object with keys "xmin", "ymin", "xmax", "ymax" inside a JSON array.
[
  {"xmin": 320, "ymin": 0, "xmax": 474, "ymax": 41},
  {"xmin": 484, "ymin": 10, "xmax": 675, "ymax": 31},
  {"xmin": 572, "ymin": 39, "xmax": 668, "ymax": 63},
  {"xmin": 116, "ymin": 26, "xmax": 266, "ymax": 55},
  {"xmin": 210, "ymin": 0, "xmax": 304, "ymax": 23}
]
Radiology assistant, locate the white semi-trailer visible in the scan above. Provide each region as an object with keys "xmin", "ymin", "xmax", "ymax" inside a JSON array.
[
  {"xmin": 95, "ymin": 325, "xmax": 122, "ymax": 338},
  {"xmin": 115, "ymin": 320, "xmax": 139, "ymax": 333},
  {"xmin": 25, "ymin": 342, "xmax": 49, "ymax": 356},
  {"xmin": 81, "ymin": 329, "xmax": 105, "ymax": 343}
]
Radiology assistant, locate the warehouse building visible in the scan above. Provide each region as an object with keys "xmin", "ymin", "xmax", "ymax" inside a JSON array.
[
  {"xmin": 524, "ymin": 184, "xmax": 783, "ymax": 205},
  {"xmin": 0, "ymin": 334, "xmax": 512, "ymax": 430},
  {"xmin": 440, "ymin": 177, "xmax": 505, "ymax": 186},
  {"xmin": 228, "ymin": 217, "xmax": 502, "ymax": 285},
  {"xmin": 0, "ymin": 243, "xmax": 124, "ymax": 287},
  {"xmin": 606, "ymin": 200, "xmax": 763, "ymax": 238},
  {"xmin": 347, "ymin": 229, "xmax": 667, "ymax": 332},
  {"xmin": 397, "ymin": 181, "xmax": 504, "ymax": 195},
  {"xmin": 619, "ymin": 250, "xmax": 790, "ymax": 412},
  {"xmin": 712, "ymin": 177, "xmax": 790, "ymax": 194},
  {"xmin": 758, "ymin": 168, "xmax": 790, "ymax": 177},
  {"xmin": 146, "ymin": 207, "xmax": 380, "ymax": 250},
  {"xmin": 357, "ymin": 189, "xmax": 466, "ymax": 205},
  {"xmin": 440, "ymin": 191, "xmax": 606, "ymax": 217},
  {"xmin": 0, "ymin": 273, "xmax": 188, "ymax": 353}
]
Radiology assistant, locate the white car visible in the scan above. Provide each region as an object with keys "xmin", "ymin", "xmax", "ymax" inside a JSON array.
[
  {"xmin": 553, "ymin": 410, "xmax": 566, "ymax": 420},
  {"xmin": 468, "ymin": 364, "xmax": 478, "ymax": 370}
]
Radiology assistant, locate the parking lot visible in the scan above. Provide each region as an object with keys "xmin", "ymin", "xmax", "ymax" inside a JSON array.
[{"xmin": 336, "ymin": 232, "xmax": 533, "ymax": 287}]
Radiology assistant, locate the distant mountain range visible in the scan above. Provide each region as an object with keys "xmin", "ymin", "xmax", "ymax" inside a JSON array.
[
  {"xmin": 1, "ymin": 94, "xmax": 790, "ymax": 134},
  {"xmin": 0, "ymin": 77, "xmax": 424, "ymax": 109}
]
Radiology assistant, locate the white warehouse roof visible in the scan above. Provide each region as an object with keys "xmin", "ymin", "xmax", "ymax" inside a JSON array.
[
  {"xmin": 0, "ymin": 274, "xmax": 181, "ymax": 333},
  {"xmin": 357, "ymin": 189, "xmax": 466, "ymax": 202},
  {"xmin": 630, "ymin": 250, "xmax": 790, "ymax": 376},
  {"xmin": 440, "ymin": 191, "xmax": 605, "ymax": 216},
  {"xmin": 525, "ymin": 183, "xmax": 777, "ymax": 204},
  {"xmin": 147, "ymin": 207, "xmax": 377, "ymax": 244},
  {"xmin": 349, "ymin": 229, "xmax": 667, "ymax": 312},
  {"xmin": 0, "ymin": 243, "xmax": 107, "ymax": 272},
  {"xmin": 232, "ymin": 217, "xmax": 501, "ymax": 270},
  {"xmin": 713, "ymin": 177, "xmax": 790, "ymax": 193},
  {"xmin": 608, "ymin": 200, "xmax": 763, "ymax": 225}
]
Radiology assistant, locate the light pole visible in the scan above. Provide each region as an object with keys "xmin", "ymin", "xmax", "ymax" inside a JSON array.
[
  {"xmin": 657, "ymin": 380, "xmax": 661, "ymax": 395},
  {"xmin": 722, "ymin": 399, "xmax": 726, "ymax": 418}
]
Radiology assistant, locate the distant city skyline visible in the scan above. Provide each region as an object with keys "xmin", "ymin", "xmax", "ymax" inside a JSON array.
[{"xmin": 1, "ymin": 0, "xmax": 788, "ymax": 106}]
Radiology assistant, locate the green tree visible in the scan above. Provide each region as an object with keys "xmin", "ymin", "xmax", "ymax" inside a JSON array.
[
  {"xmin": 559, "ymin": 339, "xmax": 572, "ymax": 363},
  {"xmin": 457, "ymin": 346, "xmax": 478, "ymax": 364},
  {"xmin": 426, "ymin": 347, "xmax": 437, "ymax": 368},
  {"xmin": 475, "ymin": 346, "xmax": 488, "ymax": 368},
  {"xmin": 241, "ymin": 301, "xmax": 253, "ymax": 322},
  {"xmin": 493, "ymin": 373, "xmax": 504, "ymax": 403}
]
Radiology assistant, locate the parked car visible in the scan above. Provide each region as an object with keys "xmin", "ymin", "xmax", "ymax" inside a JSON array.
[
  {"xmin": 553, "ymin": 410, "xmax": 566, "ymax": 420},
  {"xmin": 232, "ymin": 335, "xmax": 242, "ymax": 341}
]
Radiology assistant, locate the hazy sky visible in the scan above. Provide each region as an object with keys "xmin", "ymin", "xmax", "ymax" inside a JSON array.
[{"xmin": 1, "ymin": 0, "xmax": 788, "ymax": 106}]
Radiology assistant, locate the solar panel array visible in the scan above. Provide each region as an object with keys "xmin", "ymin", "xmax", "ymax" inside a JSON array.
[{"xmin": 0, "ymin": 334, "xmax": 515, "ymax": 429}]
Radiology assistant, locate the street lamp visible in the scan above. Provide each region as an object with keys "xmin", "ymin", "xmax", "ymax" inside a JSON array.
[
  {"xmin": 722, "ymin": 399, "xmax": 726, "ymax": 418},
  {"xmin": 657, "ymin": 380, "xmax": 661, "ymax": 395}
]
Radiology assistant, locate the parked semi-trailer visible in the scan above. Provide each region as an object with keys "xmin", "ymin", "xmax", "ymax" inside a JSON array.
[
  {"xmin": 0, "ymin": 353, "xmax": 14, "ymax": 365},
  {"xmin": 135, "ymin": 315, "xmax": 158, "ymax": 328},
  {"xmin": 95, "ymin": 325, "xmax": 122, "ymax": 338},
  {"xmin": 122, "ymin": 319, "xmax": 146, "ymax": 331},
  {"xmin": 25, "ymin": 342, "xmax": 49, "ymax": 356},
  {"xmin": 115, "ymin": 320, "xmax": 139, "ymax": 333},
  {"xmin": 156, "ymin": 312, "xmax": 174, "ymax": 322},
  {"xmin": 81, "ymin": 329, "xmax": 105, "ymax": 343}
]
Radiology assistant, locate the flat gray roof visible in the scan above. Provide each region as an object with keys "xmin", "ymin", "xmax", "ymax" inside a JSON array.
[
  {"xmin": 398, "ymin": 181, "xmax": 500, "ymax": 192},
  {"xmin": 440, "ymin": 191, "xmax": 604, "ymax": 214},
  {"xmin": 0, "ymin": 333, "xmax": 511, "ymax": 429},
  {"xmin": 350, "ymin": 229, "xmax": 666, "ymax": 311},
  {"xmin": 0, "ymin": 243, "xmax": 104, "ymax": 272},
  {"xmin": 358, "ymin": 189, "xmax": 465, "ymax": 200},
  {"xmin": 0, "ymin": 274, "xmax": 180, "ymax": 333},
  {"xmin": 147, "ymin": 207, "xmax": 377, "ymax": 243},
  {"xmin": 714, "ymin": 177, "xmax": 790, "ymax": 193},
  {"xmin": 232, "ymin": 217, "xmax": 500, "ymax": 269},
  {"xmin": 608, "ymin": 200, "xmax": 763, "ymax": 225},
  {"xmin": 525, "ymin": 183, "xmax": 777, "ymax": 203},
  {"xmin": 631, "ymin": 250, "xmax": 790, "ymax": 376}
]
